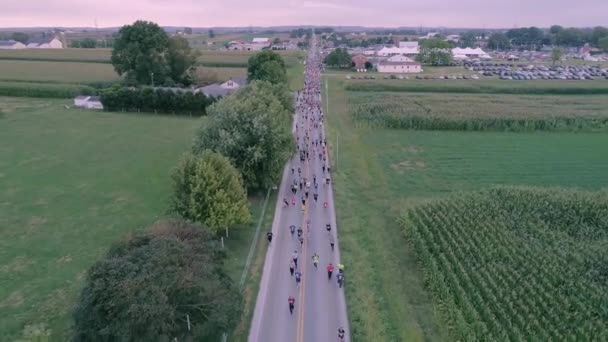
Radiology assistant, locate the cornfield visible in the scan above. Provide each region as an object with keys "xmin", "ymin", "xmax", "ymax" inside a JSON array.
[
  {"xmin": 350, "ymin": 93, "xmax": 608, "ymax": 132},
  {"xmin": 401, "ymin": 187, "xmax": 608, "ymax": 341}
]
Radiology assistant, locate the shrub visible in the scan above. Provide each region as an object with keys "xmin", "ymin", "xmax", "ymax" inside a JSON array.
[{"xmin": 0, "ymin": 81, "xmax": 96, "ymax": 98}]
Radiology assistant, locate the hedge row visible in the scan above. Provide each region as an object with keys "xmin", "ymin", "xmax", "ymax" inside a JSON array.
[
  {"xmin": 100, "ymin": 87, "xmax": 215, "ymax": 116},
  {"xmin": 0, "ymin": 81, "xmax": 96, "ymax": 99},
  {"xmin": 345, "ymin": 82, "xmax": 608, "ymax": 95}
]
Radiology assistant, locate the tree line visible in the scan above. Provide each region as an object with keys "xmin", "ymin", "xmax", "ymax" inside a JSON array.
[
  {"xmin": 487, "ymin": 26, "xmax": 608, "ymax": 50},
  {"xmin": 73, "ymin": 48, "xmax": 294, "ymax": 341},
  {"xmin": 100, "ymin": 86, "xmax": 215, "ymax": 116}
]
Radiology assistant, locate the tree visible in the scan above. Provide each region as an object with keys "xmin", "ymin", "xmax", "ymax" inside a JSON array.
[
  {"xmin": 550, "ymin": 25, "xmax": 564, "ymax": 35},
  {"xmin": 591, "ymin": 26, "xmax": 608, "ymax": 46},
  {"xmin": 193, "ymin": 83, "xmax": 293, "ymax": 190},
  {"xmin": 599, "ymin": 36, "xmax": 608, "ymax": 51},
  {"xmin": 11, "ymin": 32, "xmax": 29, "ymax": 44},
  {"xmin": 208, "ymin": 29, "xmax": 215, "ymax": 38},
  {"xmin": 73, "ymin": 219, "xmax": 242, "ymax": 341},
  {"xmin": 80, "ymin": 38, "xmax": 97, "ymax": 48},
  {"xmin": 459, "ymin": 31, "xmax": 477, "ymax": 48},
  {"xmin": 246, "ymin": 50, "xmax": 288, "ymax": 85},
  {"xmin": 168, "ymin": 36, "xmax": 199, "ymax": 86},
  {"xmin": 487, "ymin": 32, "xmax": 511, "ymax": 50},
  {"xmin": 417, "ymin": 39, "xmax": 453, "ymax": 66},
  {"xmin": 111, "ymin": 20, "xmax": 170, "ymax": 85},
  {"xmin": 325, "ymin": 48, "xmax": 351, "ymax": 68},
  {"xmin": 170, "ymin": 152, "xmax": 250, "ymax": 236},
  {"xmin": 551, "ymin": 47, "xmax": 563, "ymax": 65}
]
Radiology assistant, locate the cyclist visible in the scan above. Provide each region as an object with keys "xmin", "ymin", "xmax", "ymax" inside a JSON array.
[
  {"xmin": 299, "ymin": 235, "xmax": 304, "ymax": 247},
  {"xmin": 337, "ymin": 272, "xmax": 345, "ymax": 288},
  {"xmin": 297, "ymin": 226, "xmax": 303, "ymax": 238},
  {"xmin": 338, "ymin": 327, "xmax": 345, "ymax": 340},
  {"xmin": 337, "ymin": 263, "xmax": 344, "ymax": 273},
  {"xmin": 266, "ymin": 231, "xmax": 273, "ymax": 243},
  {"xmin": 329, "ymin": 234, "xmax": 335, "ymax": 251},
  {"xmin": 288, "ymin": 296, "xmax": 295, "ymax": 315},
  {"xmin": 295, "ymin": 271, "xmax": 302, "ymax": 288},
  {"xmin": 326, "ymin": 223, "xmax": 331, "ymax": 233},
  {"xmin": 312, "ymin": 253, "xmax": 319, "ymax": 268},
  {"xmin": 313, "ymin": 193, "xmax": 318, "ymax": 202},
  {"xmin": 289, "ymin": 260, "xmax": 295, "ymax": 276},
  {"xmin": 327, "ymin": 263, "xmax": 334, "ymax": 280},
  {"xmin": 290, "ymin": 225, "xmax": 296, "ymax": 235}
]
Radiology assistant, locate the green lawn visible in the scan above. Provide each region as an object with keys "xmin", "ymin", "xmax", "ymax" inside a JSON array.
[
  {"xmin": 0, "ymin": 60, "xmax": 119, "ymax": 83},
  {"xmin": 323, "ymin": 78, "xmax": 608, "ymax": 341},
  {"xmin": 0, "ymin": 97, "xmax": 267, "ymax": 340}
]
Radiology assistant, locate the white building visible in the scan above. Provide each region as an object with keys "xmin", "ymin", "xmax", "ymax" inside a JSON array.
[
  {"xmin": 252, "ymin": 37, "xmax": 270, "ymax": 44},
  {"xmin": 73, "ymin": 96, "xmax": 103, "ymax": 110},
  {"xmin": 26, "ymin": 37, "xmax": 63, "ymax": 49},
  {"xmin": 0, "ymin": 40, "xmax": 26, "ymax": 49},
  {"xmin": 377, "ymin": 55, "xmax": 422, "ymax": 73},
  {"xmin": 452, "ymin": 47, "xmax": 491, "ymax": 60},
  {"xmin": 377, "ymin": 46, "xmax": 419, "ymax": 57},
  {"xmin": 420, "ymin": 32, "xmax": 440, "ymax": 40}
]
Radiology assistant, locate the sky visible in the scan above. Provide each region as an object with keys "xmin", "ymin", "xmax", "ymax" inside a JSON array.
[{"xmin": 1, "ymin": 0, "xmax": 607, "ymax": 28}]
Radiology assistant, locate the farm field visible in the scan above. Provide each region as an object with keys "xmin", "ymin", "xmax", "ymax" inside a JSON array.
[
  {"xmin": 0, "ymin": 60, "xmax": 119, "ymax": 83},
  {"xmin": 0, "ymin": 97, "xmax": 267, "ymax": 341},
  {"xmin": 0, "ymin": 48, "xmax": 302, "ymax": 67},
  {"xmin": 344, "ymin": 78, "xmax": 608, "ymax": 94},
  {"xmin": 402, "ymin": 187, "xmax": 608, "ymax": 340},
  {"xmin": 349, "ymin": 92, "xmax": 608, "ymax": 131},
  {"xmin": 322, "ymin": 77, "xmax": 608, "ymax": 341}
]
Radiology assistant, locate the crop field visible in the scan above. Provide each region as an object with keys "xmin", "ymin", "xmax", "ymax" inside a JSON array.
[
  {"xmin": 322, "ymin": 77, "xmax": 608, "ymax": 341},
  {"xmin": 0, "ymin": 60, "xmax": 119, "ymax": 83},
  {"xmin": 345, "ymin": 78, "xmax": 608, "ymax": 94},
  {"xmin": 401, "ymin": 187, "xmax": 608, "ymax": 340},
  {"xmin": 349, "ymin": 92, "xmax": 608, "ymax": 131},
  {"xmin": 196, "ymin": 66, "xmax": 247, "ymax": 82},
  {"xmin": 0, "ymin": 97, "xmax": 269, "ymax": 340}
]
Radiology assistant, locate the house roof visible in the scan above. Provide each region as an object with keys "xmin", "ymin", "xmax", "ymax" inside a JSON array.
[
  {"xmin": 198, "ymin": 84, "xmax": 231, "ymax": 98},
  {"xmin": 252, "ymin": 37, "xmax": 269, "ymax": 43},
  {"xmin": 398, "ymin": 41, "xmax": 419, "ymax": 49},
  {"xmin": 229, "ymin": 77, "xmax": 247, "ymax": 86},
  {"xmin": 387, "ymin": 55, "xmax": 414, "ymax": 63},
  {"xmin": 378, "ymin": 59, "xmax": 421, "ymax": 66},
  {"xmin": 378, "ymin": 46, "xmax": 419, "ymax": 55},
  {"xmin": 0, "ymin": 40, "xmax": 22, "ymax": 46},
  {"xmin": 27, "ymin": 36, "xmax": 58, "ymax": 45}
]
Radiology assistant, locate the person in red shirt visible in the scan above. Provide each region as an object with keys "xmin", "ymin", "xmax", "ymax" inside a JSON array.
[
  {"xmin": 288, "ymin": 296, "xmax": 295, "ymax": 314},
  {"xmin": 327, "ymin": 263, "xmax": 334, "ymax": 280}
]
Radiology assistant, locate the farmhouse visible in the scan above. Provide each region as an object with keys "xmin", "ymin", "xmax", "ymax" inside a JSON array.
[
  {"xmin": 228, "ymin": 37, "xmax": 271, "ymax": 51},
  {"xmin": 0, "ymin": 40, "xmax": 26, "ymax": 49},
  {"xmin": 26, "ymin": 36, "xmax": 63, "ymax": 48},
  {"xmin": 377, "ymin": 55, "xmax": 422, "ymax": 73},
  {"xmin": 196, "ymin": 77, "xmax": 247, "ymax": 98},
  {"xmin": 73, "ymin": 96, "xmax": 103, "ymax": 109}
]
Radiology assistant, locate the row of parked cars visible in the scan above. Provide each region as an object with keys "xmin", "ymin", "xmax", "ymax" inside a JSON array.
[
  {"xmin": 465, "ymin": 62, "xmax": 608, "ymax": 80},
  {"xmin": 346, "ymin": 74, "xmax": 481, "ymax": 80}
]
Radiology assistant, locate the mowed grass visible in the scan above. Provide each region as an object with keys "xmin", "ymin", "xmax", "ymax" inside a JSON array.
[
  {"xmin": 0, "ymin": 97, "xmax": 201, "ymax": 340},
  {"xmin": 0, "ymin": 60, "xmax": 119, "ymax": 84},
  {"xmin": 323, "ymin": 78, "xmax": 608, "ymax": 341}
]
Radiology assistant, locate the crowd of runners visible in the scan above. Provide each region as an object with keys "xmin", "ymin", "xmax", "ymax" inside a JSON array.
[{"xmin": 264, "ymin": 35, "xmax": 347, "ymax": 341}]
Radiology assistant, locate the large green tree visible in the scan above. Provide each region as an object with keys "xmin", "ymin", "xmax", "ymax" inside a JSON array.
[
  {"xmin": 170, "ymin": 152, "xmax": 250, "ymax": 236},
  {"xmin": 111, "ymin": 20, "xmax": 198, "ymax": 86},
  {"xmin": 599, "ymin": 36, "xmax": 608, "ymax": 51},
  {"xmin": 487, "ymin": 32, "xmax": 511, "ymax": 50},
  {"xmin": 72, "ymin": 220, "xmax": 242, "ymax": 341},
  {"xmin": 417, "ymin": 39, "xmax": 453, "ymax": 66},
  {"xmin": 325, "ymin": 48, "xmax": 352, "ymax": 68},
  {"xmin": 111, "ymin": 20, "xmax": 170, "ymax": 85},
  {"xmin": 246, "ymin": 50, "xmax": 288, "ymax": 85},
  {"xmin": 193, "ymin": 83, "xmax": 293, "ymax": 190}
]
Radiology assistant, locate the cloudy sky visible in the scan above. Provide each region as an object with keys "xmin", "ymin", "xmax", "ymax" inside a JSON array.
[{"xmin": 1, "ymin": 0, "xmax": 607, "ymax": 28}]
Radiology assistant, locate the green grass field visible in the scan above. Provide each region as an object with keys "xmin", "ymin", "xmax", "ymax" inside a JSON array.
[
  {"xmin": 323, "ymin": 77, "xmax": 608, "ymax": 341},
  {"xmin": 0, "ymin": 96, "xmax": 269, "ymax": 340},
  {"xmin": 0, "ymin": 60, "xmax": 119, "ymax": 83}
]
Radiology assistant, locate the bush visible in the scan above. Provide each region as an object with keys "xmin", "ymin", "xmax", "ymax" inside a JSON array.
[
  {"xmin": 0, "ymin": 81, "xmax": 96, "ymax": 98},
  {"xmin": 100, "ymin": 86, "xmax": 215, "ymax": 116}
]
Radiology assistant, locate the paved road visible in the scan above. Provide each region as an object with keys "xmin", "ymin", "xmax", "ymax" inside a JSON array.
[{"xmin": 249, "ymin": 41, "xmax": 349, "ymax": 342}]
